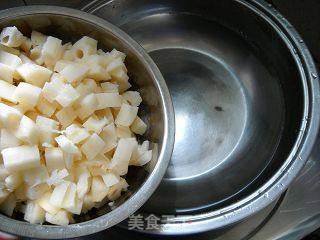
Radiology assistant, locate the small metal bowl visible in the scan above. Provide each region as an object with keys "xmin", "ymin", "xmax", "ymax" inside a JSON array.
[{"xmin": 0, "ymin": 6, "xmax": 174, "ymax": 239}]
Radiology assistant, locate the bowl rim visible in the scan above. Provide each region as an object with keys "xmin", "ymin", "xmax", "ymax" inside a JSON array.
[
  {"xmin": 126, "ymin": 0, "xmax": 320, "ymax": 235},
  {"xmin": 0, "ymin": 5, "xmax": 175, "ymax": 239}
]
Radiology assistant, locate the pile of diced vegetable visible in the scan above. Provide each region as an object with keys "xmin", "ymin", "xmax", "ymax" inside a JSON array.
[{"xmin": 0, "ymin": 26, "xmax": 153, "ymax": 226}]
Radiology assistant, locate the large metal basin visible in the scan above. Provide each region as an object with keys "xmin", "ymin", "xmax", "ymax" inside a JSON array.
[{"xmin": 83, "ymin": 0, "xmax": 320, "ymax": 234}]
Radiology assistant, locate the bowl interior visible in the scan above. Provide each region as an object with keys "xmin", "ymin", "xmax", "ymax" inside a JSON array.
[
  {"xmin": 0, "ymin": 13, "xmax": 166, "ymax": 223},
  {"xmin": 90, "ymin": 0, "xmax": 306, "ymax": 215}
]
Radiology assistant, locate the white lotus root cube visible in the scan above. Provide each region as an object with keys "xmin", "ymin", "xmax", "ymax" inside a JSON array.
[
  {"xmin": 5, "ymin": 173, "xmax": 23, "ymax": 191},
  {"xmin": 24, "ymin": 201, "xmax": 45, "ymax": 224},
  {"xmin": 36, "ymin": 115, "xmax": 59, "ymax": 131},
  {"xmin": 69, "ymin": 194, "xmax": 83, "ymax": 215},
  {"xmin": 87, "ymin": 64, "xmax": 111, "ymax": 81},
  {"xmin": 80, "ymin": 133, "xmax": 105, "ymax": 160},
  {"xmin": 0, "ymin": 50, "xmax": 22, "ymax": 75},
  {"xmin": 110, "ymin": 138, "xmax": 136, "ymax": 175},
  {"xmin": 36, "ymin": 116, "xmax": 59, "ymax": 145},
  {"xmin": 14, "ymin": 116, "xmax": 40, "ymax": 144},
  {"xmin": 86, "ymin": 54, "xmax": 109, "ymax": 68},
  {"xmin": 101, "ymin": 82, "xmax": 119, "ymax": 93},
  {"xmin": 50, "ymin": 181, "xmax": 70, "ymax": 208},
  {"xmin": 115, "ymin": 103, "xmax": 138, "ymax": 127},
  {"xmin": 109, "ymin": 49, "xmax": 126, "ymax": 61},
  {"xmin": 14, "ymin": 102, "xmax": 34, "ymax": 115},
  {"xmin": 131, "ymin": 140, "xmax": 149, "ymax": 161},
  {"xmin": 25, "ymin": 183, "xmax": 50, "ymax": 200},
  {"xmin": 75, "ymin": 81, "xmax": 97, "ymax": 104},
  {"xmin": 83, "ymin": 115, "xmax": 108, "ymax": 134},
  {"xmin": 0, "ymin": 63, "xmax": 16, "ymax": 83},
  {"xmin": 13, "ymin": 82, "xmax": 42, "ymax": 107},
  {"xmin": 0, "ymin": 193, "xmax": 16, "ymax": 216},
  {"xmin": 60, "ymin": 63, "xmax": 89, "ymax": 83},
  {"xmin": 26, "ymin": 183, "xmax": 50, "ymax": 201},
  {"xmin": 30, "ymin": 45, "xmax": 44, "ymax": 65},
  {"xmin": 82, "ymin": 194, "xmax": 95, "ymax": 213},
  {"xmin": 76, "ymin": 93, "xmax": 98, "ymax": 120},
  {"xmin": 42, "ymin": 36, "xmax": 63, "ymax": 66},
  {"xmin": 37, "ymin": 191, "xmax": 59, "ymax": 215},
  {"xmin": 31, "ymin": 30, "xmax": 47, "ymax": 46},
  {"xmin": 22, "ymin": 183, "xmax": 42, "ymax": 199},
  {"xmin": 99, "ymin": 123, "xmax": 118, "ymax": 153},
  {"xmin": 41, "ymin": 74, "xmax": 65, "ymax": 103},
  {"xmin": 62, "ymin": 49, "xmax": 76, "ymax": 61},
  {"xmin": 36, "ymin": 96, "xmax": 58, "ymax": 117},
  {"xmin": 47, "ymin": 168, "xmax": 69, "ymax": 186},
  {"xmin": 131, "ymin": 150, "xmax": 152, "ymax": 166},
  {"xmin": 55, "ymin": 107, "xmax": 77, "ymax": 128},
  {"xmin": 0, "ymin": 80, "xmax": 17, "ymax": 103},
  {"xmin": 61, "ymin": 182, "xmax": 76, "ymax": 208},
  {"xmin": 113, "ymin": 67, "xmax": 129, "ymax": 81},
  {"xmin": 0, "ymin": 129, "xmax": 22, "ymax": 151},
  {"xmin": 64, "ymin": 152, "xmax": 74, "ymax": 170},
  {"xmin": 102, "ymin": 172, "xmax": 120, "ymax": 187},
  {"xmin": 55, "ymin": 84, "xmax": 80, "ymax": 107},
  {"xmin": 65, "ymin": 124, "xmax": 90, "ymax": 144},
  {"xmin": 61, "ymin": 182, "xmax": 82, "ymax": 214},
  {"xmin": 45, "ymin": 148, "xmax": 65, "ymax": 172},
  {"xmin": 2, "ymin": 145, "xmax": 40, "ymax": 172},
  {"xmin": 17, "ymin": 63, "xmax": 52, "ymax": 87},
  {"xmin": 116, "ymin": 125, "xmax": 132, "ymax": 138},
  {"xmin": 95, "ymin": 93, "xmax": 122, "ymax": 109},
  {"xmin": 90, "ymin": 176, "xmax": 109, "ymax": 202},
  {"xmin": 0, "ymin": 103, "xmax": 22, "ymax": 128},
  {"xmin": 45, "ymin": 210, "xmax": 70, "ymax": 226},
  {"xmin": 131, "ymin": 116, "xmax": 147, "ymax": 135},
  {"xmin": 54, "ymin": 60, "xmax": 72, "ymax": 72},
  {"xmin": 77, "ymin": 171, "xmax": 90, "ymax": 199},
  {"xmin": 19, "ymin": 53, "xmax": 34, "ymax": 64},
  {"xmin": 55, "ymin": 135, "xmax": 81, "ymax": 156},
  {"xmin": 122, "ymin": 91, "xmax": 142, "ymax": 106},
  {"xmin": 27, "ymin": 184, "xmax": 49, "ymax": 201},
  {"xmin": 96, "ymin": 107, "xmax": 114, "ymax": 123},
  {"xmin": 0, "ymin": 26, "xmax": 24, "ymax": 47},
  {"xmin": 106, "ymin": 58, "xmax": 127, "ymax": 75},
  {"xmin": 73, "ymin": 36, "xmax": 98, "ymax": 59},
  {"xmin": 88, "ymin": 161, "xmax": 108, "ymax": 176}
]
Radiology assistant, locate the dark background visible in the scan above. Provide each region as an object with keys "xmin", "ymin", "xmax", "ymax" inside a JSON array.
[{"xmin": 17, "ymin": 0, "xmax": 320, "ymax": 66}]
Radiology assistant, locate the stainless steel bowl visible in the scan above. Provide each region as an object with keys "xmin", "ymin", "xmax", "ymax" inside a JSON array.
[
  {"xmin": 83, "ymin": 0, "xmax": 320, "ymax": 235},
  {"xmin": 0, "ymin": 6, "xmax": 175, "ymax": 239}
]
